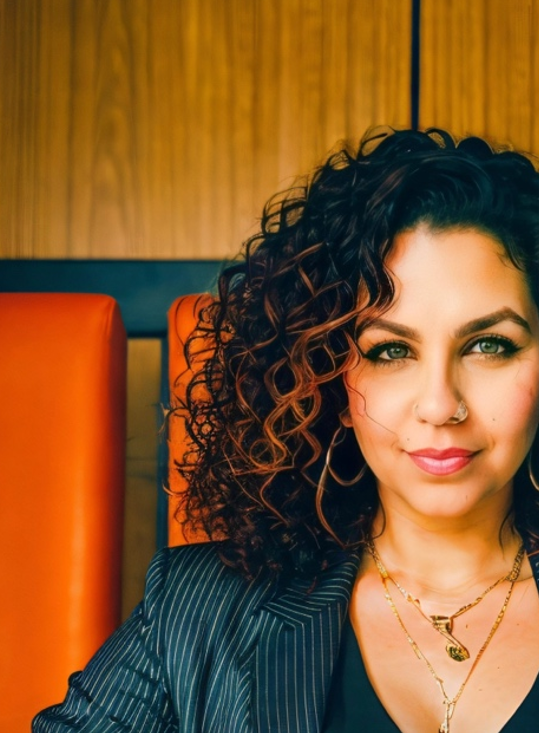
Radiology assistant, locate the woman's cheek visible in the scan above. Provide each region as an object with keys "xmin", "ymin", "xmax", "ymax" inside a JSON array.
[
  {"xmin": 347, "ymin": 369, "xmax": 411, "ymax": 430},
  {"xmin": 506, "ymin": 381, "xmax": 539, "ymax": 440},
  {"xmin": 480, "ymin": 370, "xmax": 539, "ymax": 452}
]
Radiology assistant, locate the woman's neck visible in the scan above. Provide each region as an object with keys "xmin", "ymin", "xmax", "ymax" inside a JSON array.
[{"xmin": 369, "ymin": 507, "xmax": 524, "ymax": 602}]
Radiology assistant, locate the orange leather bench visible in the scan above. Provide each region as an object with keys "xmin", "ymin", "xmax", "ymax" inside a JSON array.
[{"xmin": 0, "ymin": 293, "xmax": 127, "ymax": 731}]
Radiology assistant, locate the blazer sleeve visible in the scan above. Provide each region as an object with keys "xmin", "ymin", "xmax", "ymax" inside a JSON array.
[{"xmin": 32, "ymin": 549, "xmax": 177, "ymax": 733}]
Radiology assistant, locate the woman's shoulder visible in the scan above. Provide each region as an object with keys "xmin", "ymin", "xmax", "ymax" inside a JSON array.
[
  {"xmin": 143, "ymin": 541, "xmax": 273, "ymax": 629},
  {"xmin": 142, "ymin": 540, "xmax": 362, "ymax": 632},
  {"xmin": 149, "ymin": 539, "xmax": 226, "ymax": 579},
  {"xmin": 149, "ymin": 540, "xmax": 248, "ymax": 589}
]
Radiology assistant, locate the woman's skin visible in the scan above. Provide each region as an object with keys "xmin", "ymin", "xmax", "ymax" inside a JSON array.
[{"xmin": 345, "ymin": 226, "xmax": 539, "ymax": 733}]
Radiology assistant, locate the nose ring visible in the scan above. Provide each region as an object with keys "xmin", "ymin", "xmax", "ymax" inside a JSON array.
[
  {"xmin": 414, "ymin": 400, "xmax": 468, "ymax": 424},
  {"xmin": 447, "ymin": 401, "xmax": 468, "ymax": 424}
]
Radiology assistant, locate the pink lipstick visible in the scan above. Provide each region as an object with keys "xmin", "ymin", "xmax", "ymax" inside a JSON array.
[{"xmin": 406, "ymin": 447, "xmax": 477, "ymax": 476}]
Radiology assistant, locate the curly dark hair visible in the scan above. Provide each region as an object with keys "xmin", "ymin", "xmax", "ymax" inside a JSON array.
[{"xmin": 171, "ymin": 127, "xmax": 539, "ymax": 580}]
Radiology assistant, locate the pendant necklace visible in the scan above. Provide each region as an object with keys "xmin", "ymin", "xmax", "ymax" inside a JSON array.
[
  {"xmin": 369, "ymin": 541, "xmax": 524, "ymax": 662},
  {"xmin": 369, "ymin": 541, "xmax": 523, "ymax": 733}
]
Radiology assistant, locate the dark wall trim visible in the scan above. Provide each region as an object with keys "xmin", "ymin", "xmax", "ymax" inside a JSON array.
[{"xmin": 0, "ymin": 259, "xmax": 223, "ymax": 337}]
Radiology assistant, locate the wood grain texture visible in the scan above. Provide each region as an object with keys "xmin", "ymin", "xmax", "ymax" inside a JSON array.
[
  {"xmin": 0, "ymin": 0, "xmax": 411, "ymax": 259},
  {"xmin": 122, "ymin": 339, "xmax": 161, "ymax": 617},
  {"xmin": 420, "ymin": 0, "xmax": 539, "ymax": 154}
]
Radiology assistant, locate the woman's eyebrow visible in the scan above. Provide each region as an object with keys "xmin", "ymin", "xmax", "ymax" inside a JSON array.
[
  {"xmin": 455, "ymin": 307, "xmax": 531, "ymax": 338},
  {"xmin": 361, "ymin": 319, "xmax": 419, "ymax": 340},
  {"xmin": 362, "ymin": 307, "xmax": 531, "ymax": 341}
]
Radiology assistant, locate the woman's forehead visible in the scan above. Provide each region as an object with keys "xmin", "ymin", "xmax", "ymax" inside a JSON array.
[{"xmin": 375, "ymin": 225, "xmax": 537, "ymax": 325}]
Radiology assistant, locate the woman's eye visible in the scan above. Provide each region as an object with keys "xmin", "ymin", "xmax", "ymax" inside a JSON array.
[
  {"xmin": 364, "ymin": 342, "xmax": 411, "ymax": 361},
  {"xmin": 474, "ymin": 339, "xmax": 502, "ymax": 354},
  {"xmin": 383, "ymin": 345, "xmax": 409, "ymax": 360},
  {"xmin": 467, "ymin": 336, "xmax": 518, "ymax": 357}
]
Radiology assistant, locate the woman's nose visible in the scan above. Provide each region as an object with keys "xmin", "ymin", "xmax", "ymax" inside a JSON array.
[{"xmin": 413, "ymin": 364, "xmax": 465, "ymax": 426}]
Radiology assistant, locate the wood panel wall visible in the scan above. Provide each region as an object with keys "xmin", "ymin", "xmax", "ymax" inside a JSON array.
[
  {"xmin": 0, "ymin": 0, "xmax": 411, "ymax": 261},
  {"xmin": 0, "ymin": 0, "xmax": 412, "ymax": 616},
  {"xmin": 420, "ymin": 0, "xmax": 539, "ymax": 153}
]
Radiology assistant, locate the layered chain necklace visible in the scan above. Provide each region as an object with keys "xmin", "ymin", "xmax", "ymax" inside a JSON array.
[
  {"xmin": 368, "ymin": 541, "xmax": 525, "ymax": 733},
  {"xmin": 369, "ymin": 542, "xmax": 525, "ymax": 662}
]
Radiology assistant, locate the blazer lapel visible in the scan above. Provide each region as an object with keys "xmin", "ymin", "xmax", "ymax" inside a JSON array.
[{"xmin": 250, "ymin": 552, "xmax": 361, "ymax": 733}]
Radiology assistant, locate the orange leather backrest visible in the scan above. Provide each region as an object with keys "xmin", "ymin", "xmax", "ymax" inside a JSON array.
[
  {"xmin": 167, "ymin": 294, "xmax": 213, "ymax": 546},
  {"xmin": 0, "ymin": 293, "xmax": 126, "ymax": 731}
]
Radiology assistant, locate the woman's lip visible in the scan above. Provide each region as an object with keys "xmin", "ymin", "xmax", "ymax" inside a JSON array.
[
  {"xmin": 406, "ymin": 450, "xmax": 477, "ymax": 476},
  {"xmin": 408, "ymin": 447, "xmax": 475, "ymax": 459}
]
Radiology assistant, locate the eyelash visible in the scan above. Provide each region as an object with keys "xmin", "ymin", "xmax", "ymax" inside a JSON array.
[{"xmin": 362, "ymin": 334, "xmax": 521, "ymax": 365}]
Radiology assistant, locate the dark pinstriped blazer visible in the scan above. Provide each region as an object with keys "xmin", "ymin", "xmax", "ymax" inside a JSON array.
[{"xmin": 32, "ymin": 542, "xmax": 362, "ymax": 733}]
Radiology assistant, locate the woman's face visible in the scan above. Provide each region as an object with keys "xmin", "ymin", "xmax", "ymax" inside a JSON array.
[{"xmin": 344, "ymin": 225, "xmax": 539, "ymax": 525}]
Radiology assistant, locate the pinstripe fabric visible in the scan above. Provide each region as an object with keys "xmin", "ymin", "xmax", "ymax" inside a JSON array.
[{"xmin": 33, "ymin": 542, "xmax": 361, "ymax": 733}]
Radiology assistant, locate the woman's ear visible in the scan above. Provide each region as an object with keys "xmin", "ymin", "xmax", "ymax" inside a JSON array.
[{"xmin": 340, "ymin": 408, "xmax": 353, "ymax": 428}]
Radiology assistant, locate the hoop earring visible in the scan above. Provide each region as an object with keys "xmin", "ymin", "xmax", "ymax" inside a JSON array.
[
  {"xmin": 528, "ymin": 449, "xmax": 539, "ymax": 492},
  {"xmin": 321, "ymin": 424, "xmax": 367, "ymax": 487}
]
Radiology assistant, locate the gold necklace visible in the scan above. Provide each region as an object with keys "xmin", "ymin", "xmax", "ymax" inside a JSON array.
[
  {"xmin": 369, "ymin": 542, "xmax": 524, "ymax": 662},
  {"xmin": 370, "ymin": 545, "xmax": 521, "ymax": 733}
]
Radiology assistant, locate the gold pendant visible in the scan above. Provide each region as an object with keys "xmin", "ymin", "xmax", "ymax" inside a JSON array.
[
  {"xmin": 446, "ymin": 643, "xmax": 470, "ymax": 662},
  {"xmin": 430, "ymin": 616, "xmax": 470, "ymax": 662}
]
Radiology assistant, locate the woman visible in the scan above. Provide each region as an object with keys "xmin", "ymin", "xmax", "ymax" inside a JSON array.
[{"xmin": 34, "ymin": 128, "xmax": 539, "ymax": 733}]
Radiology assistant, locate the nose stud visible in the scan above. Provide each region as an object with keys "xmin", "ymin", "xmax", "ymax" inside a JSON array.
[{"xmin": 414, "ymin": 400, "xmax": 468, "ymax": 425}]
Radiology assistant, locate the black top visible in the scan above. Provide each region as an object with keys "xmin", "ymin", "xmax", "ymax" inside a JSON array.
[{"xmin": 323, "ymin": 616, "xmax": 539, "ymax": 732}]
